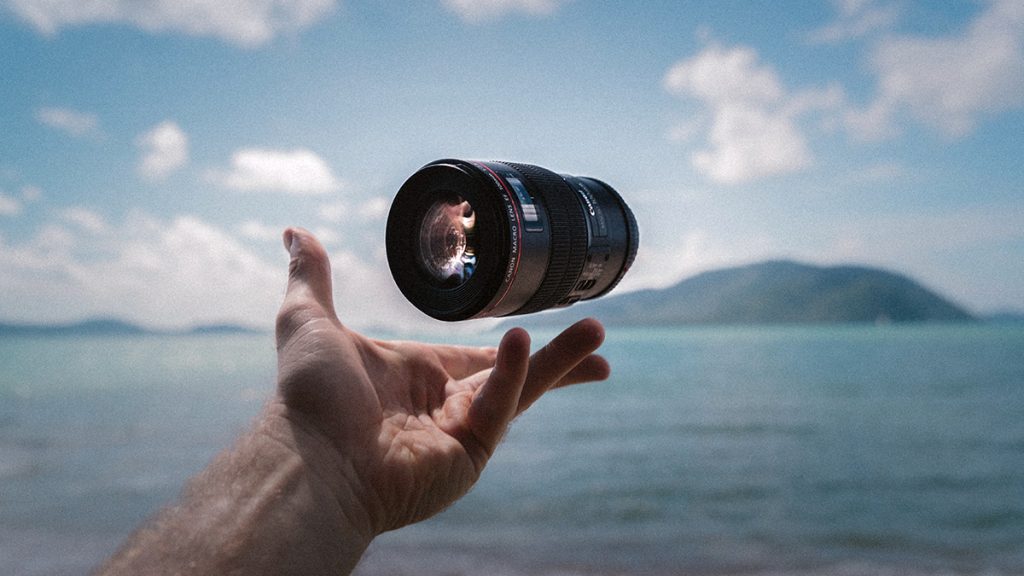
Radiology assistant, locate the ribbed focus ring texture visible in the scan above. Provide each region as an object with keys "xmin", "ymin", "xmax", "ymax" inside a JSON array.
[{"xmin": 503, "ymin": 162, "xmax": 588, "ymax": 315}]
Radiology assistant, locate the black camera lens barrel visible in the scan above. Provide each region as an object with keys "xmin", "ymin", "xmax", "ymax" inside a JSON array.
[{"xmin": 386, "ymin": 159, "xmax": 638, "ymax": 321}]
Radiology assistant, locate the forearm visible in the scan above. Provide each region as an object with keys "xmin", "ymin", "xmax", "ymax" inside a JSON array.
[{"xmin": 97, "ymin": 404, "xmax": 374, "ymax": 575}]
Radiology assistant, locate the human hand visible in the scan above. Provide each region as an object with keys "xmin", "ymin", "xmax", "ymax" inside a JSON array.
[
  {"xmin": 97, "ymin": 226, "xmax": 609, "ymax": 575},
  {"xmin": 270, "ymin": 227, "xmax": 610, "ymax": 537}
]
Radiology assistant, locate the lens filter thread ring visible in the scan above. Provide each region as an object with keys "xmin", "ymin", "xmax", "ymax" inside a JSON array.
[{"xmin": 386, "ymin": 162, "xmax": 509, "ymax": 320}]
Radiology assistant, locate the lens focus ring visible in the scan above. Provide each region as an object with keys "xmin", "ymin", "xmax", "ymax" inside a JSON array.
[{"xmin": 502, "ymin": 162, "xmax": 589, "ymax": 315}]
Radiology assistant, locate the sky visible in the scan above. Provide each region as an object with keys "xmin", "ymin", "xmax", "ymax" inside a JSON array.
[{"xmin": 1, "ymin": 0, "xmax": 1022, "ymax": 332}]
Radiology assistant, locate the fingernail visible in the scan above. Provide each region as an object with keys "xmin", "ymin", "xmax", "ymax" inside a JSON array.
[{"xmin": 285, "ymin": 229, "xmax": 300, "ymax": 258}]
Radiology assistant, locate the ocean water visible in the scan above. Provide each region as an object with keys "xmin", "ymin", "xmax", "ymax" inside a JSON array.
[{"xmin": 1, "ymin": 325, "xmax": 1022, "ymax": 575}]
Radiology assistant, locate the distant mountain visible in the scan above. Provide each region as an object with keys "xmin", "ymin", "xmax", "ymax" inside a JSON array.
[
  {"xmin": 0, "ymin": 262, "xmax": 988, "ymax": 334},
  {"xmin": 0, "ymin": 318, "xmax": 262, "ymax": 337},
  {"xmin": 985, "ymin": 311, "xmax": 1024, "ymax": 324},
  {"xmin": 186, "ymin": 323, "xmax": 263, "ymax": 335},
  {"xmin": 517, "ymin": 260, "xmax": 977, "ymax": 327},
  {"xmin": 0, "ymin": 318, "xmax": 147, "ymax": 336}
]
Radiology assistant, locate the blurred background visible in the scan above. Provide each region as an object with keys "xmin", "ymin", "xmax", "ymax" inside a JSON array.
[
  {"xmin": 1, "ymin": 0, "xmax": 1022, "ymax": 332},
  {"xmin": 1, "ymin": 1, "xmax": 1022, "ymax": 574}
]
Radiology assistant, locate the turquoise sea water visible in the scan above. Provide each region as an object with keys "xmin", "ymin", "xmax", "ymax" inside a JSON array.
[{"xmin": 1, "ymin": 326, "xmax": 1022, "ymax": 575}]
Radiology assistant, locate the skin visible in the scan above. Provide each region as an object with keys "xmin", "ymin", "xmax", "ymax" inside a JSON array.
[{"xmin": 97, "ymin": 227, "xmax": 610, "ymax": 575}]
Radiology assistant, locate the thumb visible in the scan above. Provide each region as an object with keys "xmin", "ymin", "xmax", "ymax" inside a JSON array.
[{"xmin": 276, "ymin": 228, "xmax": 338, "ymax": 343}]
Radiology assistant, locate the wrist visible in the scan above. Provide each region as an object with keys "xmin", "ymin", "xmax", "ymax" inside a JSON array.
[
  {"xmin": 100, "ymin": 402, "xmax": 377, "ymax": 576},
  {"xmin": 256, "ymin": 399, "xmax": 381, "ymax": 543}
]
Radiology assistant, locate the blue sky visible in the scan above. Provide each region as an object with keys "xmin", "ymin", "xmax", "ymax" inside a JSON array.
[{"xmin": 1, "ymin": 0, "xmax": 1022, "ymax": 331}]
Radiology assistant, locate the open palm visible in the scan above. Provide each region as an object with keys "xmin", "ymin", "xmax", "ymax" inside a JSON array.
[{"xmin": 273, "ymin": 228, "xmax": 609, "ymax": 535}]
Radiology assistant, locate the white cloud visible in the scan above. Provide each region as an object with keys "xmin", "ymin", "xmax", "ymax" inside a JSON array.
[
  {"xmin": 21, "ymin": 185, "xmax": 43, "ymax": 202},
  {"xmin": 309, "ymin": 226, "xmax": 341, "ymax": 246},
  {"xmin": 617, "ymin": 185, "xmax": 793, "ymax": 294},
  {"xmin": 0, "ymin": 213, "xmax": 282, "ymax": 328},
  {"xmin": 829, "ymin": 204, "xmax": 1024, "ymax": 262},
  {"xmin": 853, "ymin": 161, "xmax": 905, "ymax": 183},
  {"xmin": 441, "ymin": 0, "xmax": 568, "ymax": 23},
  {"xmin": 359, "ymin": 196, "xmax": 390, "ymax": 221},
  {"xmin": 849, "ymin": 0, "xmax": 1024, "ymax": 139},
  {"xmin": 691, "ymin": 105, "xmax": 812, "ymax": 185},
  {"xmin": 666, "ymin": 117, "xmax": 704, "ymax": 143},
  {"xmin": 136, "ymin": 121, "xmax": 189, "ymax": 181},
  {"xmin": 7, "ymin": 0, "xmax": 337, "ymax": 47},
  {"xmin": 101, "ymin": 215, "xmax": 283, "ymax": 328},
  {"xmin": 239, "ymin": 220, "xmax": 284, "ymax": 243},
  {"xmin": 209, "ymin": 148, "xmax": 342, "ymax": 195},
  {"xmin": 664, "ymin": 45, "xmax": 840, "ymax": 184},
  {"xmin": 0, "ymin": 211, "xmax": 446, "ymax": 332},
  {"xmin": 664, "ymin": 45, "xmax": 783, "ymax": 106},
  {"xmin": 823, "ymin": 203, "xmax": 1024, "ymax": 309},
  {"xmin": 0, "ymin": 191, "xmax": 23, "ymax": 216},
  {"xmin": 240, "ymin": 220, "xmax": 341, "ymax": 247},
  {"xmin": 842, "ymin": 98, "xmax": 898, "ymax": 141},
  {"xmin": 35, "ymin": 107, "xmax": 99, "ymax": 137},
  {"xmin": 60, "ymin": 207, "xmax": 108, "ymax": 234},
  {"xmin": 318, "ymin": 201, "xmax": 348, "ymax": 223},
  {"xmin": 807, "ymin": 0, "xmax": 899, "ymax": 44},
  {"xmin": 319, "ymin": 197, "xmax": 389, "ymax": 223}
]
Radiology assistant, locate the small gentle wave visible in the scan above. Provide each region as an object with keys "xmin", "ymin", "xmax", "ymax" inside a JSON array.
[{"xmin": 3, "ymin": 327, "xmax": 1023, "ymax": 575}]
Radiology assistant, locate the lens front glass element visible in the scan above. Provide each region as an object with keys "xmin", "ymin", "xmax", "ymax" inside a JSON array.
[{"xmin": 418, "ymin": 195, "xmax": 477, "ymax": 287}]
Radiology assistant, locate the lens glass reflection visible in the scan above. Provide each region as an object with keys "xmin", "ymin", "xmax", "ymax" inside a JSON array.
[{"xmin": 418, "ymin": 195, "xmax": 477, "ymax": 287}]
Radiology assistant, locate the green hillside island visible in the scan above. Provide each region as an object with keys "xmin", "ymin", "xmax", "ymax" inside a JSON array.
[
  {"xmin": 523, "ymin": 260, "xmax": 977, "ymax": 327},
  {"xmin": 0, "ymin": 262, "xmax": 991, "ymax": 333}
]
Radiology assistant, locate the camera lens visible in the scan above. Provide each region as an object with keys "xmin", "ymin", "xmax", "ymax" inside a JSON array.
[{"xmin": 386, "ymin": 159, "xmax": 638, "ymax": 321}]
